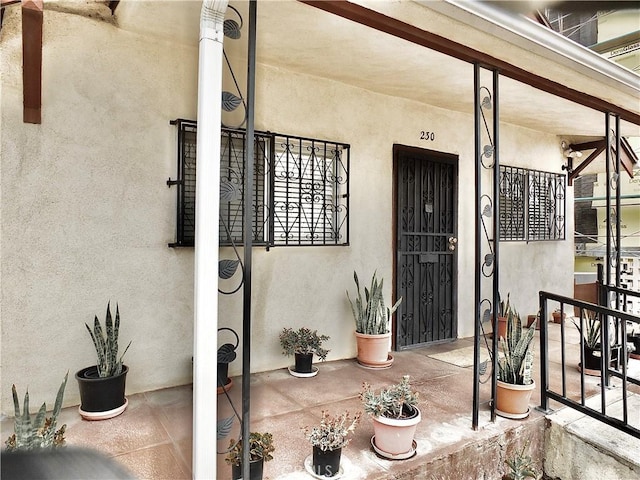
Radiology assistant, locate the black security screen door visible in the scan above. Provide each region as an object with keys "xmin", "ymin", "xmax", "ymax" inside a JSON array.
[{"xmin": 394, "ymin": 145, "xmax": 458, "ymax": 349}]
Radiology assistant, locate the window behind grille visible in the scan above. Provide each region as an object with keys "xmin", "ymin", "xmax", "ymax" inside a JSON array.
[
  {"xmin": 168, "ymin": 120, "xmax": 349, "ymax": 248},
  {"xmin": 499, "ymin": 165, "xmax": 566, "ymax": 242}
]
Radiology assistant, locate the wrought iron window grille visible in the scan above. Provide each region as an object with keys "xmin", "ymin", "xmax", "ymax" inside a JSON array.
[
  {"xmin": 499, "ymin": 165, "xmax": 566, "ymax": 242},
  {"xmin": 168, "ymin": 119, "xmax": 350, "ymax": 248}
]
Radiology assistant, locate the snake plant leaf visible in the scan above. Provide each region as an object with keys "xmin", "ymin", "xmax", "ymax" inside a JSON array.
[
  {"xmin": 219, "ymin": 259, "xmax": 240, "ymax": 279},
  {"xmin": 482, "ymin": 308, "xmax": 491, "ymax": 324},
  {"xmin": 479, "ymin": 359, "xmax": 488, "ymax": 376},
  {"xmin": 223, "ymin": 19, "xmax": 241, "ymax": 39},
  {"xmin": 222, "ymin": 91, "xmax": 242, "ymax": 112}
]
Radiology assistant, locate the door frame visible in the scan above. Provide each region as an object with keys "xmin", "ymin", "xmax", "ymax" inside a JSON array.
[{"xmin": 392, "ymin": 144, "xmax": 459, "ymax": 350}]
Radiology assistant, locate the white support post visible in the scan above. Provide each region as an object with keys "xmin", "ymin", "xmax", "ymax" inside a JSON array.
[{"xmin": 193, "ymin": 1, "xmax": 228, "ymax": 478}]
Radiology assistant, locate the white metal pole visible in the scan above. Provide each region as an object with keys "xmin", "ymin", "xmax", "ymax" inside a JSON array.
[{"xmin": 193, "ymin": 1, "xmax": 228, "ymax": 478}]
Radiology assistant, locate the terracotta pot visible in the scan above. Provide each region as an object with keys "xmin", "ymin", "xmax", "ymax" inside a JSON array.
[
  {"xmin": 372, "ymin": 406, "xmax": 421, "ymax": 455},
  {"xmin": 526, "ymin": 315, "xmax": 540, "ymax": 330},
  {"xmin": 552, "ymin": 311, "xmax": 566, "ymax": 324},
  {"xmin": 355, "ymin": 332, "xmax": 392, "ymax": 366},
  {"xmin": 312, "ymin": 446, "xmax": 341, "ymax": 477},
  {"xmin": 495, "ymin": 380, "xmax": 535, "ymax": 418}
]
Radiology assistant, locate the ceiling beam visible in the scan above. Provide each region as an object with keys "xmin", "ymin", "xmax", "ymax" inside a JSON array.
[
  {"xmin": 21, "ymin": 0, "xmax": 43, "ymax": 124},
  {"xmin": 300, "ymin": 0, "xmax": 640, "ymax": 127},
  {"xmin": 569, "ymin": 138, "xmax": 637, "ymax": 184}
]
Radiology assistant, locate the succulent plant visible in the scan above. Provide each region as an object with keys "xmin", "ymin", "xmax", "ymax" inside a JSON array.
[
  {"xmin": 346, "ymin": 271, "xmax": 402, "ymax": 335},
  {"xmin": 225, "ymin": 431, "xmax": 275, "ymax": 466},
  {"xmin": 498, "ymin": 311, "xmax": 536, "ymax": 385},
  {"xmin": 5, "ymin": 373, "xmax": 68, "ymax": 451},
  {"xmin": 85, "ymin": 302, "xmax": 131, "ymax": 377},
  {"xmin": 303, "ymin": 410, "xmax": 361, "ymax": 452},
  {"xmin": 572, "ymin": 311, "xmax": 601, "ymax": 349},
  {"xmin": 360, "ymin": 375, "xmax": 419, "ymax": 419},
  {"xmin": 504, "ymin": 444, "xmax": 538, "ymax": 480},
  {"xmin": 279, "ymin": 327, "xmax": 330, "ymax": 360}
]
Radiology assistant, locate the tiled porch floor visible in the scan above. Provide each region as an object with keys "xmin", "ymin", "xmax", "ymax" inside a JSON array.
[{"xmin": 3, "ymin": 321, "xmax": 637, "ymax": 479}]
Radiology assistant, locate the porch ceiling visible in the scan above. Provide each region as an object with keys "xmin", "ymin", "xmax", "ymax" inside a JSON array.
[{"xmin": 113, "ymin": 0, "xmax": 640, "ymax": 140}]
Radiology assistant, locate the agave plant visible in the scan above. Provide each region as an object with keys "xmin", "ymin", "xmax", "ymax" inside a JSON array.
[
  {"xmin": 504, "ymin": 444, "xmax": 538, "ymax": 480},
  {"xmin": 498, "ymin": 311, "xmax": 536, "ymax": 385},
  {"xmin": 5, "ymin": 373, "xmax": 68, "ymax": 451},
  {"xmin": 85, "ymin": 302, "xmax": 131, "ymax": 377},
  {"xmin": 346, "ymin": 271, "xmax": 402, "ymax": 335}
]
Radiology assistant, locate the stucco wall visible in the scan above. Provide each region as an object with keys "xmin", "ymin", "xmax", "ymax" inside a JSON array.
[{"xmin": 0, "ymin": 7, "xmax": 573, "ymax": 413}]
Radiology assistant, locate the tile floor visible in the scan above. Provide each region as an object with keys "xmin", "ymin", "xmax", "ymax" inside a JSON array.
[{"xmin": 2, "ymin": 321, "xmax": 638, "ymax": 479}]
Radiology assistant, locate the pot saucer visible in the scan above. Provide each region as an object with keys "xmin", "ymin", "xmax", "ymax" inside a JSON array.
[
  {"xmin": 303, "ymin": 454, "xmax": 344, "ymax": 478},
  {"xmin": 495, "ymin": 407, "xmax": 530, "ymax": 420},
  {"xmin": 370, "ymin": 435, "xmax": 417, "ymax": 460},
  {"xmin": 288, "ymin": 365, "xmax": 319, "ymax": 378},
  {"xmin": 79, "ymin": 397, "xmax": 128, "ymax": 421},
  {"xmin": 356, "ymin": 354, "xmax": 394, "ymax": 369},
  {"xmin": 577, "ymin": 363, "xmax": 601, "ymax": 377}
]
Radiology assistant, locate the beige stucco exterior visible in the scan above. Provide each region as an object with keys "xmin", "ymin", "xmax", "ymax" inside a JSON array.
[{"xmin": 1, "ymin": 3, "xmax": 578, "ymax": 414}]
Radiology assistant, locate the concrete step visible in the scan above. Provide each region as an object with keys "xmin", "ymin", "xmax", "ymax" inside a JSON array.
[{"xmin": 544, "ymin": 391, "xmax": 640, "ymax": 480}]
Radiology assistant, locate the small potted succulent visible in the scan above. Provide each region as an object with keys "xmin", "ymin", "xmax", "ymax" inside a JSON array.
[
  {"xmin": 279, "ymin": 327, "xmax": 330, "ymax": 376},
  {"xmin": 503, "ymin": 444, "xmax": 538, "ymax": 480},
  {"xmin": 360, "ymin": 375, "xmax": 420, "ymax": 458},
  {"xmin": 346, "ymin": 270, "xmax": 402, "ymax": 368},
  {"xmin": 76, "ymin": 302, "xmax": 131, "ymax": 420},
  {"xmin": 5, "ymin": 373, "xmax": 68, "ymax": 451},
  {"xmin": 302, "ymin": 410, "xmax": 361, "ymax": 477},
  {"xmin": 225, "ymin": 431, "xmax": 275, "ymax": 480},
  {"xmin": 496, "ymin": 311, "xmax": 536, "ymax": 418}
]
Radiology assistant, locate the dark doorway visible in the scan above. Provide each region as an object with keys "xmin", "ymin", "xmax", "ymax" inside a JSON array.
[{"xmin": 394, "ymin": 145, "xmax": 458, "ymax": 349}]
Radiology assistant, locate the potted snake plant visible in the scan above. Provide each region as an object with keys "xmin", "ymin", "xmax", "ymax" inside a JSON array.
[
  {"xmin": 346, "ymin": 270, "xmax": 402, "ymax": 368},
  {"xmin": 496, "ymin": 310, "xmax": 536, "ymax": 419},
  {"xmin": 76, "ymin": 302, "xmax": 131, "ymax": 420}
]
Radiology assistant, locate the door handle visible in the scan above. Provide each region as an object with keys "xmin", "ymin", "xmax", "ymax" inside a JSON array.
[{"xmin": 448, "ymin": 237, "xmax": 458, "ymax": 251}]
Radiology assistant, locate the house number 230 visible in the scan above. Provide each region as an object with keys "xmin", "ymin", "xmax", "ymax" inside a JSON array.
[{"xmin": 420, "ymin": 131, "xmax": 435, "ymax": 141}]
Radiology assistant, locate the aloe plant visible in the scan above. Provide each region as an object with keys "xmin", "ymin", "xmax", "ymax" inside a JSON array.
[
  {"xmin": 5, "ymin": 373, "xmax": 68, "ymax": 451},
  {"xmin": 85, "ymin": 302, "xmax": 131, "ymax": 377},
  {"xmin": 346, "ymin": 271, "xmax": 402, "ymax": 335},
  {"xmin": 498, "ymin": 311, "xmax": 536, "ymax": 385}
]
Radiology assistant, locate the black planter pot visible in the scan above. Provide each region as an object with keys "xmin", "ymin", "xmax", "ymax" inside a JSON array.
[
  {"xmin": 627, "ymin": 335, "xmax": 640, "ymax": 357},
  {"xmin": 294, "ymin": 353, "xmax": 314, "ymax": 373},
  {"xmin": 76, "ymin": 365, "xmax": 128, "ymax": 420},
  {"xmin": 217, "ymin": 362, "xmax": 230, "ymax": 388},
  {"xmin": 231, "ymin": 458, "xmax": 264, "ymax": 480},
  {"xmin": 312, "ymin": 446, "xmax": 341, "ymax": 477}
]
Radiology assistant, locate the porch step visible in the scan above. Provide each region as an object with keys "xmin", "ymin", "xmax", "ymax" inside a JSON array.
[
  {"xmin": 368, "ymin": 415, "xmax": 546, "ymax": 480},
  {"xmin": 544, "ymin": 391, "xmax": 640, "ymax": 480}
]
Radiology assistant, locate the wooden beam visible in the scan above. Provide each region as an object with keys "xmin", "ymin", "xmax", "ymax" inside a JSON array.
[
  {"xmin": 569, "ymin": 145, "xmax": 604, "ymax": 185},
  {"xmin": 620, "ymin": 137, "xmax": 636, "ymax": 178},
  {"xmin": 22, "ymin": 0, "xmax": 43, "ymax": 124},
  {"xmin": 300, "ymin": 0, "xmax": 640, "ymax": 126},
  {"xmin": 570, "ymin": 140, "xmax": 605, "ymax": 151}
]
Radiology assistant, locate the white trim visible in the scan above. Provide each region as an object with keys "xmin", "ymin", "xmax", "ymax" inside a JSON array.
[{"xmin": 426, "ymin": 1, "xmax": 640, "ymax": 96}]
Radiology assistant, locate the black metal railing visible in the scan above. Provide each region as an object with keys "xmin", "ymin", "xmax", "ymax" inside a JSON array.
[{"xmin": 539, "ymin": 290, "xmax": 640, "ymax": 439}]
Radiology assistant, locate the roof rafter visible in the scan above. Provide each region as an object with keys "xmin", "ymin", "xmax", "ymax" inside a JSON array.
[{"xmin": 21, "ymin": 0, "xmax": 43, "ymax": 124}]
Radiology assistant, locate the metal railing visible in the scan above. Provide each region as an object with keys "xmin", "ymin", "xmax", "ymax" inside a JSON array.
[{"xmin": 539, "ymin": 290, "xmax": 640, "ymax": 439}]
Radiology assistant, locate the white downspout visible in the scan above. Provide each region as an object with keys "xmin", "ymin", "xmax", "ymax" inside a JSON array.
[{"xmin": 193, "ymin": 1, "xmax": 228, "ymax": 478}]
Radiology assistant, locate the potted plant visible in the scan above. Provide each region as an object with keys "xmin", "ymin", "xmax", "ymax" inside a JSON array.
[
  {"xmin": 495, "ymin": 292, "xmax": 512, "ymax": 339},
  {"xmin": 551, "ymin": 308, "xmax": 566, "ymax": 324},
  {"xmin": 279, "ymin": 327, "xmax": 330, "ymax": 376},
  {"xmin": 360, "ymin": 375, "xmax": 420, "ymax": 458},
  {"xmin": 217, "ymin": 327, "xmax": 239, "ymax": 393},
  {"xmin": 302, "ymin": 410, "xmax": 360, "ymax": 477},
  {"xmin": 346, "ymin": 270, "xmax": 402, "ymax": 368},
  {"xmin": 503, "ymin": 444, "xmax": 538, "ymax": 480},
  {"xmin": 496, "ymin": 311, "xmax": 536, "ymax": 419},
  {"xmin": 225, "ymin": 431, "xmax": 275, "ymax": 480},
  {"xmin": 5, "ymin": 373, "xmax": 68, "ymax": 451},
  {"xmin": 76, "ymin": 302, "xmax": 131, "ymax": 420}
]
